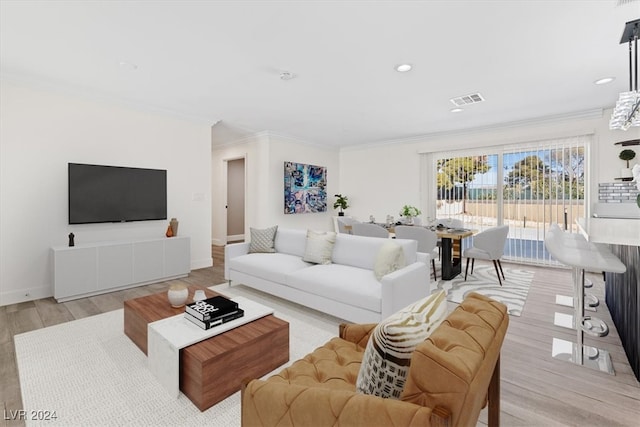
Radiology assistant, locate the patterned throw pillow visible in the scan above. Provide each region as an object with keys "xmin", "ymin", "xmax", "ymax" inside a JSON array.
[
  {"xmin": 373, "ymin": 241, "xmax": 406, "ymax": 281},
  {"xmin": 302, "ymin": 230, "xmax": 336, "ymax": 264},
  {"xmin": 248, "ymin": 226, "xmax": 278, "ymax": 253},
  {"xmin": 356, "ymin": 290, "xmax": 448, "ymax": 399}
]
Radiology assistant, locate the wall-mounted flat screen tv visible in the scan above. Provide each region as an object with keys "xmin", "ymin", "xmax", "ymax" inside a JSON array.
[{"xmin": 68, "ymin": 163, "xmax": 167, "ymax": 224}]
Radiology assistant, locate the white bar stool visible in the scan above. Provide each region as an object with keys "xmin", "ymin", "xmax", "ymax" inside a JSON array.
[
  {"xmin": 544, "ymin": 224, "xmax": 626, "ymax": 374},
  {"xmin": 553, "ymin": 232, "xmax": 600, "ymax": 324}
]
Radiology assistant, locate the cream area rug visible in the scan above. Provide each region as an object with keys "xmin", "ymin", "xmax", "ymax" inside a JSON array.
[
  {"xmin": 14, "ymin": 284, "xmax": 340, "ymax": 427},
  {"xmin": 435, "ymin": 264, "xmax": 534, "ymax": 316}
]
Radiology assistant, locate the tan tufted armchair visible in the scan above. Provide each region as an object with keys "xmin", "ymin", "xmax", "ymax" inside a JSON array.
[{"xmin": 242, "ymin": 292, "xmax": 509, "ymax": 427}]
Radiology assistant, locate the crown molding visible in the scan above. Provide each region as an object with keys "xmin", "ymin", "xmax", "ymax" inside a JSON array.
[
  {"xmin": 341, "ymin": 109, "xmax": 606, "ymax": 152},
  {"xmin": 1, "ymin": 71, "xmax": 218, "ymax": 126}
]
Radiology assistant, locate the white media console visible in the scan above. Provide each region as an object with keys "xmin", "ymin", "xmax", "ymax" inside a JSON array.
[{"xmin": 52, "ymin": 236, "xmax": 190, "ymax": 302}]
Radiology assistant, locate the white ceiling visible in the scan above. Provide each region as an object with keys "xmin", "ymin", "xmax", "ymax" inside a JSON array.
[{"xmin": 1, "ymin": 1, "xmax": 638, "ymax": 148}]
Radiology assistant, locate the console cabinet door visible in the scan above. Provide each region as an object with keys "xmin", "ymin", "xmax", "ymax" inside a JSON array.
[
  {"xmin": 133, "ymin": 240, "xmax": 165, "ymax": 283},
  {"xmin": 164, "ymin": 237, "xmax": 190, "ymax": 277},
  {"xmin": 53, "ymin": 247, "xmax": 98, "ymax": 299}
]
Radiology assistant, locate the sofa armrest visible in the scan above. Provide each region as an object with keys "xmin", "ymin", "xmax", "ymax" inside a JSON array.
[
  {"xmin": 224, "ymin": 242, "xmax": 250, "ymax": 280},
  {"xmin": 339, "ymin": 323, "xmax": 377, "ymax": 349},
  {"xmin": 380, "ymin": 261, "xmax": 430, "ymax": 319},
  {"xmin": 241, "ymin": 379, "xmax": 444, "ymax": 427},
  {"xmin": 416, "ymin": 252, "xmax": 431, "ymax": 265}
]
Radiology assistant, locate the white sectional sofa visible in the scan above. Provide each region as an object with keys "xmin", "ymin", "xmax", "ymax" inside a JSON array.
[{"xmin": 224, "ymin": 228, "xmax": 430, "ymax": 323}]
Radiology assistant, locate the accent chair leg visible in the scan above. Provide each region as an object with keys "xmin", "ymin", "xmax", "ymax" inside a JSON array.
[
  {"xmin": 471, "ymin": 258, "xmax": 475, "ymax": 274},
  {"xmin": 432, "ymin": 259, "xmax": 437, "ymax": 281},
  {"xmin": 492, "ymin": 260, "xmax": 503, "ymax": 286},
  {"xmin": 497, "ymin": 259, "xmax": 505, "ymax": 279},
  {"xmin": 488, "ymin": 354, "xmax": 501, "ymax": 427},
  {"xmin": 465, "ymin": 258, "xmax": 470, "ymax": 280}
]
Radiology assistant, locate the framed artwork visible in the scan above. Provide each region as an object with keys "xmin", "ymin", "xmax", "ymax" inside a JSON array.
[{"xmin": 284, "ymin": 161, "xmax": 327, "ymax": 214}]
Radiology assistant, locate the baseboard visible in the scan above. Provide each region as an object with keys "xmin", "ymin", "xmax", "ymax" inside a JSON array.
[
  {"xmin": 211, "ymin": 235, "xmax": 245, "ymax": 246},
  {"xmin": 1, "ymin": 285, "xmax": 53, "ymax": 306}
]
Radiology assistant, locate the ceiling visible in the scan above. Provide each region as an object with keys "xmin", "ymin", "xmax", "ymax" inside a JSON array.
[{"xmin": 1, "ymin": 1, "xmax": 638, "ymax": 148}]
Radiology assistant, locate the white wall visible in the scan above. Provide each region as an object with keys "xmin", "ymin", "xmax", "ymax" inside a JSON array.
[
  {"xmin": 211, "ymin": 132, "xmax": 340, "ymax": 245},
  {"xmin": 340, "ymin": 110, "xmax": 640, "ymax": 222},
  {"xmin": 0, "ymin": 80, "xmax": 213, "ymax": 306}
]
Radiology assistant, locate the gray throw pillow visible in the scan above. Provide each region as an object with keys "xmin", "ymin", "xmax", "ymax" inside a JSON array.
[{"xmin": 248, "ymin": 226, "xmax": 278, "ymax": 253}]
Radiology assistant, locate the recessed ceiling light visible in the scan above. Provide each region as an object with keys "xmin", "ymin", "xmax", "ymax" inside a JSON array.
[
  {"xmin": 450, "ymin": 108, "xmax": 464, "ymax": 113},
  {"xmin": 118, "ymin": 61, "xmax": 138, "ymax": 71},
  {"xmin": 594, "ymin": 77, "xmax": 615, "ymax": 85},
  {"xmin": 395, "ymin": 64, "xmax": 412, "ymax": 72}
]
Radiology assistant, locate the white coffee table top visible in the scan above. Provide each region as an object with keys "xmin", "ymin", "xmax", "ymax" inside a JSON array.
[
  {"xmin": 147, "ymin": 295, "xmax": 276, "ymax": 398},
  {"xmin": 148, "ymin": 296, "xmax": 274, "ymax": 349}
]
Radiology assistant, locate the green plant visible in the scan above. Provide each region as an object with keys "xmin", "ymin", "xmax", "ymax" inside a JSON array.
[
  {"xmin": 333, "ymin": 194, "xmax": 349, "ymax": 213},
  {"xmin": 619, "ymin": 149, "xmax": 636, "ymax": 168},
  {"xmin": 400, "ymin": 205, "xmax": 421, "ymax": 217}
]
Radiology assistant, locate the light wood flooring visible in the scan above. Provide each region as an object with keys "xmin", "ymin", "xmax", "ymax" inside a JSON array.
[{"xmin": 1, "ymin": 246, "xmax": 639, "ymax": 426}]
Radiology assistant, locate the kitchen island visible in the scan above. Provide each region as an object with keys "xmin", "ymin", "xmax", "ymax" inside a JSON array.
[{"xmin": 577, "ymin": 217, "xmax": 640, "ymax": 381}]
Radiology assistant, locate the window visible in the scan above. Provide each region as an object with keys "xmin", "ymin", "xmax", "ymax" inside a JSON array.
[{"xmin": 423, "ymin": 135, "xmax": 590, "ymax": 265}]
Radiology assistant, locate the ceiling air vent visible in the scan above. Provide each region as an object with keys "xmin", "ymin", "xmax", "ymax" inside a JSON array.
[{"xmin": 450, "ymin": 93, "xmax": 485, "ymax": 107}]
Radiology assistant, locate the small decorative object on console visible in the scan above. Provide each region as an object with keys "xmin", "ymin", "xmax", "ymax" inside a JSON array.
[
  {"xmin": 165, "ymin": 224, "xmax": 173, "ymax": 237},
  {"xmin": 68, "ymin": 233, "xmax": 75, "ymax": 247},
  {"xmin": 167, "ymin": 283, "xmax": 188, "ymax": 308},
  {"xmin": 170, "ymin": 217, "xmax": 179, "ymax": 236}
]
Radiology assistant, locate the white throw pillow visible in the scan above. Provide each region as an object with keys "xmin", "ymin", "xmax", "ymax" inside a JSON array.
[
  {"xmin": 302, "ymin": 230, "xmax": 336, "ymax": 265},
  {"xmin": 373, "ymin": 241, "xmax": 406, "ymax": 281},
  {"xmin": 356, "ymin": 290, "xmax": 448, "ymax": 399},
  {"xmin": 248, "ymin": 225, "xmax": 278, "ymax": 253}
]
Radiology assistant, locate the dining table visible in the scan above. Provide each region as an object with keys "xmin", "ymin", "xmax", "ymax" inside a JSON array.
[{"xmin": 344, "ymin": 223, "xmax": 475, "ymax": 280}]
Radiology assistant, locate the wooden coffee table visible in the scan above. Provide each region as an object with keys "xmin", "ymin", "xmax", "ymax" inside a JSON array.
[{"xmin": 124, "ymin": 285, "xmax": 289, "ymax": 411}]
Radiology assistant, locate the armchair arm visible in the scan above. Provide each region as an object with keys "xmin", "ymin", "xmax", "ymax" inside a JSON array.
[
  {"xmin": 339, "ymin": 323, "xmax": 377, "ymax": 349},
  {"xmin": 241, "ymin": 379, "xmax": 443, "ymax": 427}
]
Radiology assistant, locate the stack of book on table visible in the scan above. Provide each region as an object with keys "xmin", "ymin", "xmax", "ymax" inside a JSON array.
[{"xmin": 184, "ymin": 295, "xmax": 244, "ymax": 330}]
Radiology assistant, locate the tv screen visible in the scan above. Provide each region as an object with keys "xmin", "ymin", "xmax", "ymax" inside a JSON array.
[{"xmin": 68, "ymin": 163, "xmax": 167, "ymax": 224}]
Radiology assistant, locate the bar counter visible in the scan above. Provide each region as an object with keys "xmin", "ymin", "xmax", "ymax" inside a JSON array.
[{"xmin": 577, "ymin": 217, "xmax": 640, "ymax": 380}]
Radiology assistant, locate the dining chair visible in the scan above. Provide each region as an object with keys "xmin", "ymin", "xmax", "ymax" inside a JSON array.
[
  {"xmin": 351, "ymin": 223, "xmax": 389, "ymax": 238},
  {"xmin": 463, "ymin": 225, "xmax": 509, "ymax": 285},
  {"xmin": 337, "ymin": 217, "xmax": 359, "ymax": 234},
  {"xmin": 394, "ymin": 225, "xmax": 438, "ymax": 280}
]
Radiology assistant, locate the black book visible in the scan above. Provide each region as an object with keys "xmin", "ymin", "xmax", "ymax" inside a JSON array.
[
  {"xmin": 184, "ymin": 309, "xmax": 245, "ymax": 330},
  {"xmin": 185, "ymin": 295, "xmax": 239, "ymax": 321}
]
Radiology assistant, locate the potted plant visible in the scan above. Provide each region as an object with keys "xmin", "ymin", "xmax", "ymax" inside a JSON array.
[
  {"xmin": 333, "ymin": 194, "xmax": 349, "ymax": 216},
  {"xmin": 399, "ymin": 205, "xmax": 421, "ymax": 224},
  {"xmin": 619, "ymin": 149, "xmax": 636, "ymax": 178}
]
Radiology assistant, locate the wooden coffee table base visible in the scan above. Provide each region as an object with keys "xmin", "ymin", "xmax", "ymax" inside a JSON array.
[
  {"xmin": 181, "ymin": 315, "xmax": 289, "ymax": 411},
  {"xmin": 123, "ymin": 285, "xmax": 290, "ymax": 411}
]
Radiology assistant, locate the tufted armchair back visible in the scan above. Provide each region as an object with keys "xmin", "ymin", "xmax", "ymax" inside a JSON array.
[{"xmin": 242, "ymin": 292, "xmax": 509, "ymax": 427}]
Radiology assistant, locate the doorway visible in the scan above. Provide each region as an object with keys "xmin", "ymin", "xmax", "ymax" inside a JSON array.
[{"xmin": 226, "ymin": 157, "xmax": 245, "ymax": 242}]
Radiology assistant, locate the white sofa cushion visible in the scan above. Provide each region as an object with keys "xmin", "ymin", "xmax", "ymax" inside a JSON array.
[
  {"xmin": 285, "ymin": 264, "xmax": 381, "ymax": 312},
  {"xmin": 274, "ymin": 228, "xmax": 308, "ymax": 257},
  {"xmin": 228, "ymin": 253, "xmax": 311, "ymax": 284},
  {"xmin": 302, "ymin": 230, "xmax": 336, "ymax": 265},
  {"xmin": 332, "ymin": 234, "xmax": 417, "ymax": 270},
  {"xmin": 373, "ymin": 241, "xmax": 406, "ymax": 280}
]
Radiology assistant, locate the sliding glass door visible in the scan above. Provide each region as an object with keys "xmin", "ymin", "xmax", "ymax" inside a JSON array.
[{"xmin": 428, "ymin": 135, "xmax": 589, "ymax": 266}]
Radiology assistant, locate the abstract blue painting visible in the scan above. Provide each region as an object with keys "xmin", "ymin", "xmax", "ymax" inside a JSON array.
[{"xmin": 284, "ymin": 161, "xmax": 327, "ymax": 214}]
